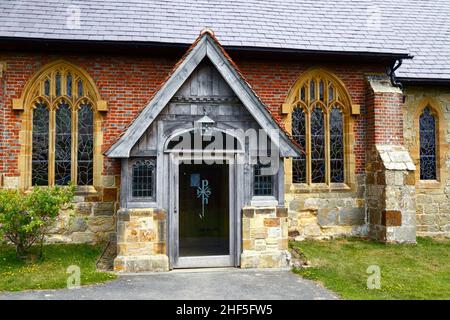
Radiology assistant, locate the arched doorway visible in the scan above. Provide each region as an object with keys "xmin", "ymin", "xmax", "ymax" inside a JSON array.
[{"xmin": 165, "ymin": 128, "xmax": 243, "ymax": 268}]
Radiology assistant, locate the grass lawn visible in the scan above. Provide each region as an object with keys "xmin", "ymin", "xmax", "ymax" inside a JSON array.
[
  {"xmin": 0, "ymin": 244, "xmax": 117, "ymax": 292},
  {"xmin": 291, "ymin": 237, "xmax": 450, "ymax": 300}
]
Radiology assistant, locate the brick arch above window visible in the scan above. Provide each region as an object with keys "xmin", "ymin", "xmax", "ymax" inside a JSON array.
[
  {"xmin": 282, "ymin": 68, "xmax": 356, "ymax": 191},
  {"xmin": 13, "ymin": 60, "xmax": 106, "ymax": 112},
  {"xmin": 282, "ymin": 68, "xmax": 356, "ymax": 116},
  {"xmin": 16, "ymin": 60, "xmax": 107, "ymax": 190}
]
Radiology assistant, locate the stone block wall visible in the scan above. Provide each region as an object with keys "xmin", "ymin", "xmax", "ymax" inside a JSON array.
[
  {"xmin": 403, "ymin": 86, "xmax": 450, "ymax": 237},
  {"xmin": 240, "ymin": 206, "xmax": 290, "ymax": 268},
  {"xmin": 366, "ymin": 145, "xmax": 416, "ymax": 243},
  {"xmin": 286, "ymin": 174, "xmax": 367, "ymax": 240},
  {"xmin": 21, "ymin": 175, "xmax": 119, "ymax": 244},
  {"xmin": 114, "ymin": 208, "xmax": 168, "ymax": 272}
]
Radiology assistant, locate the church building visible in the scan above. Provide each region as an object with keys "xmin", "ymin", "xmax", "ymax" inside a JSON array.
[{"xmin": 0, "ymin": 0, "xmax": 449, "ymax": 272}]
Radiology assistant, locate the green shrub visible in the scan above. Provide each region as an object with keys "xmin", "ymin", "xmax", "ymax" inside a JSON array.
[{"xmin": 0, "ymin": 185, "xmax": 74, "ymax": 258}]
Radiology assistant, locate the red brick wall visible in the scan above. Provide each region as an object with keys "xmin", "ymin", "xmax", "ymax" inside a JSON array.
[
  {"xmin": 365, "ymin": 85, "xmax": 404, "ymax": 146},
  {"xmin": 0, "ymin": 51, "xmax": 387, "ymax": 178},
  {"xmin": 233, "ymin": 57, "xmax": 386, "ymax": 173}
]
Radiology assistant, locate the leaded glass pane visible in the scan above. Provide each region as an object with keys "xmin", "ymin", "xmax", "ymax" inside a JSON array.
[
  {"xmin": 328, "ymin": 84, "xmax": 334, "ymax": 102},
  {"xmin": 32, "ymin": 102, "xmax": 49, "ymax": 185},
  {"xmin": 55, "ymin": 72, "xmax": 61, "ymax": 96},
  {"xmin": 77, "ymin": 103, "xmax": 94, "ymax": 185},
  {"xmin": 44, "ymin": 79, "xmax": 50, "ymax": 96},
  {"xmin": 77, "ymin": 80, "xmax": 83, "ymax": 97},
  {"xmin": 300, "ymin": 86, "xmax": 306, "ymax": 102},
  {"xmin": 292, "ymin": 107, "xmax": 306, "ymax": 183},
  {"xmin": 67, "ymin": 73, "xmax": 72, "ymax": 97},
  {"xmin": 419, "ymin": 107, "xmax": 437, "ymax": 180},
  {"xmin": 311, "ymin": 107, "xmax": 325, "ymax": 183},
  {"xmin": 132, "ymin": 160, "xmax": 155, "ymax": 198},
  {"xmin": 330, "ymin": 107, "xmax": 344, "ymax": 183},
  {"xmin": 310, "ymin": 80, "xmax": 315, "ymax": 101},
  {"xmin": 55, "ymin": 102, "xmax": 71, "ymax": 185},
  {"xmin": 319, "ymin": 80, "xmax": 324, "ymax": 101},
  {"xmin": 253, "ymin": 161, "xmax": 274, "ymax": 196}
]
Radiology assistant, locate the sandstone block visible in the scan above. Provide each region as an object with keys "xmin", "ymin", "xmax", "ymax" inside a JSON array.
[
  {"xmin": 102, "ymin": 187, "xmax": 118, "ymax": 202},
  {"xmin": 71, "ymin": 232, "xmax": 96, "ymax": 243},
  {"xmin": 382, "ymin": 210, "xmax": 402, "ymax": 227},
  {"xmin": 276, "ymin": 207, "xmax": 288, "ymax": 217},
  {"xmin": 93, "ymin": 202, "xmax": 115, "ymax": 216},
  {"xmin": 87, "ymin": 216, "xmax": 115, "ymax": 233},
  {"xmin": 339, "ymin": 207, "xmax": 365, "ymax": 225},
  {"xmin": 264, "ymin": 218, "xmax": 280, "ymax": 227},
  {"xmin": 243, "ymin": 208, "xmax": 254, "ymax": 218},
  {"xmin": 68, "ymin": 217, "xmax": 88, "ymax": 233},
  {"xmin": 75, "ymin": 202, "xmax": 92, "ymax": 216},
  {"xmin": 250, "ymin": 228, "xmax": 267, "ymax": 239},
  {"xmin": 114, "ymin": 255, "xmax": 169, "ymax": 272}
]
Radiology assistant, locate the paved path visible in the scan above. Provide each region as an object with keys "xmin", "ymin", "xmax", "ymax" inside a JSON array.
[{"xmin": 0, "ymin": 268, "xmax": 338, "ymax": 300}]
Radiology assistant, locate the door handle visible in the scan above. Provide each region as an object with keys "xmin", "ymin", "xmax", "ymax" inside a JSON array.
[{"xmin": 174, "ymin": 207, "xmax": 178, "ymax": 215}]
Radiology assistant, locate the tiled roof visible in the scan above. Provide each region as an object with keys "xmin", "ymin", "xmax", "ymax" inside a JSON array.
[{"xmin": 1, "ymin": 0, "xmax": 449, "ymax": 80}]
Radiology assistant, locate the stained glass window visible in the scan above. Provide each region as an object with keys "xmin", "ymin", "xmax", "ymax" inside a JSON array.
[
  {"xmin": 132, "ymin": 159, "xmax": 155, "ymax": 198},
  {"xmin": 419, "ymin": 107, "xmax": 437, "ymax": 180},
  {"xmin": 310, "ymin": 107, "xmax": 325, "ymax": 183},
  {"xmin": 292, "ymin": 107, "xmax": 306, "ymax": 183},
  {"xmin": 289, "ymin": 71, "xmax": 350, "ymax": 186},
  {"xmin": 55, "ymin": 101, "xmax": 72, "ymax": 185},
  {"xmin": 78, "ymin": 103, "xmax": 94, "ymax": 185},
  {"xmin": 32, "ymin": 102, "xmax": 49, "ymax": 185},
  {"xmin": 253, "ymin": 161, "xmax": 274, "ymax": 196},
  {"xmin": 28, "ymin": 63, "xmax": 98, "ymax": 187},
  {"xmin": 330, "ymin": 107, "xmax": 344, "ymax": 183}
]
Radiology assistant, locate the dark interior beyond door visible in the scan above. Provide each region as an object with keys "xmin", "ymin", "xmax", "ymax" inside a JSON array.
[{"xmin": 179, "ymin": 162, "xmax": 229, "ymax": 257}]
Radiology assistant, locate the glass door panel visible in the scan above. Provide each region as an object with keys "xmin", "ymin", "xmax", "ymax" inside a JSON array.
[{"xmin": 179, "ymin": 162, "xmax": 229, "ymax": 257}]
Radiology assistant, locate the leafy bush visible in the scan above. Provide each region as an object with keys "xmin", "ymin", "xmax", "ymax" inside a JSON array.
[{"xmin": 0, "ymin": 185, "xmax": 74, "ymax": 258}]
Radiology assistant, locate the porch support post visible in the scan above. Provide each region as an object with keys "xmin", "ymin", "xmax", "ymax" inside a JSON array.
[
  {"xmin": 114, "ymin": 208, "xmax": 169, "ymax": 272},
  {"xmin": 240, "ymin": 206, "xmax": 290, "ymax": 268}
]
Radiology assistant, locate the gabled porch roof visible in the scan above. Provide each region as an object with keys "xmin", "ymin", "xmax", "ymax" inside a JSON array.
[{"xmin": 105, "ymin": 29, "xmax": 302, "ymax": 158}]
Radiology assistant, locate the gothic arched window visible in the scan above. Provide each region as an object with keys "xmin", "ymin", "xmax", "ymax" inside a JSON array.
[
  {"xmin": 21, "ymin": 61, "xmax": 102, "ymax": 187},
  {"xmin": 419, "ymin": 107, "xmax": 437, "ymax": 180},
  {"xmin": 289, "ymin": 70, "xmax": 348, "ymax": 185}
]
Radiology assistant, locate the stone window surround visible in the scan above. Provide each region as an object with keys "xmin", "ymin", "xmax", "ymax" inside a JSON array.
[
  {"xmin": 15, "ymin": 60, "xmax": 106, "ymax": 191},
  {"xmin": 411, "ymin": 97, "xmax": 447, "ymax": 190},
  {"xmin": 281, "ymin": 68, "xmax": 357, "ymax": 194}
]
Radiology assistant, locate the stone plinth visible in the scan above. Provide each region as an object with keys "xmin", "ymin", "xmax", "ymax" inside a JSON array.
[
  {"xmin": 114, "ymin": 208, "xmax": 169, "ymax": 272},
  {"xmin": 240, "ymin": 206, "xmax": 290, "ymax": 268}
]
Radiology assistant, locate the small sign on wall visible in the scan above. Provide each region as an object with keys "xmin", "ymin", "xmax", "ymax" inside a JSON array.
[{"xmin": 190, "ymin": 174, "xmax": 200, "ymax": 187}]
